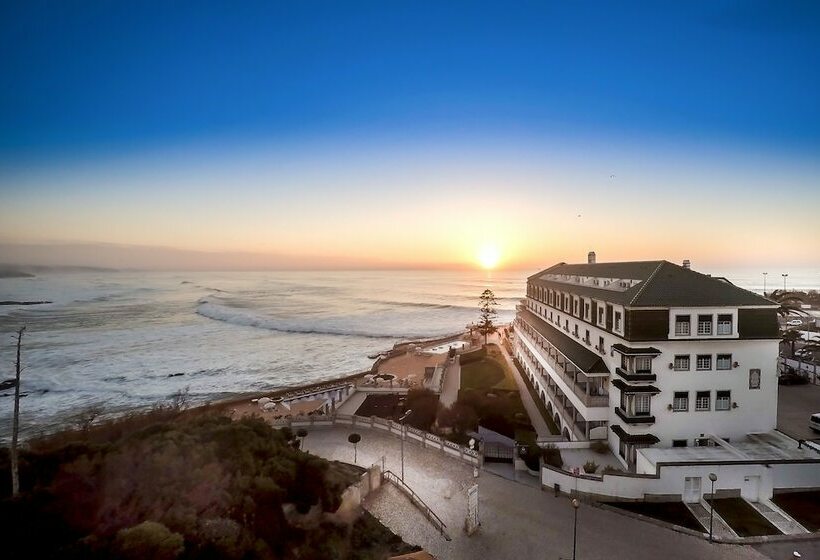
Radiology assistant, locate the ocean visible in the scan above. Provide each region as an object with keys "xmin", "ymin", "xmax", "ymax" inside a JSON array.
[{"xmin": 1, "ymin": 267, "xmax": 818, "ymax": 438}]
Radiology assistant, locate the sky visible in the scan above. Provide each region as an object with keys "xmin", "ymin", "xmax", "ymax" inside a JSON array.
[{"xmin": 1, "ymin": 1, "xmax": 819, "ymax": 271}]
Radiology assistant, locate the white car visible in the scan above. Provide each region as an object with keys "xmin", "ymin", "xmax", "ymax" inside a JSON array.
[{"xmin": 786, "ymin": 319, "xmax": 803, "ymax": 326}]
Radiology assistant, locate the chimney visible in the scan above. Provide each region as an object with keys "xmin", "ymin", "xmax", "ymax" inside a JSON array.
[
  {"xmin": 682, "ymin": 259, "xmax": 691, "ymax": 270},
  {"xmin": 588, "ymin": 251, "xmax": 596, "ymax": 264}
]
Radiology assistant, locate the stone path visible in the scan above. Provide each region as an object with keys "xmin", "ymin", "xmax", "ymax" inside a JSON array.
[
  {"xmin": 687, "ymin": 502, "xmax": 737, "ymax": 539},
  {"xmin": 301, "ymin": 425, "xmax": 771, "ymax": 560},
  {"xmin": 751, "ymin": 501, "xmax": 807, "ymax": 535},
  {"xmin": 336, "ymin": 390, "xmax": 368, "ymax": 415}
]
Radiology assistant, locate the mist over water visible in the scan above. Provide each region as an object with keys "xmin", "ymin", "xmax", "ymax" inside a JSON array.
[{"xmin": 1, "ymin": 267, "xmax": 817, "ymax": 438}]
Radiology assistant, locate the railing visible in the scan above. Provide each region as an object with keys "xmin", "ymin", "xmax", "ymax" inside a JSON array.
[
  {"xmin": 382, "ymin": 470, "xmax": 451, "ymax": 541},
  {"xmin": 272, "ymin": 413, "xmax": 480, "ymax": 465},
  {"xmin": 517, "ymin": 330, "xmax": 609, "ymax": 407}
]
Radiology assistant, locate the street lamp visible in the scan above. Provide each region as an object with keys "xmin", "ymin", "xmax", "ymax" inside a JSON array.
[
  {"xmin": 571, "ymin": 498, "xmax": 580, "ymax": 560},
  {"xmin": 782, "ymin": 273, "xmax": 788, "ymax": 291},
  {"xmin": 762, "ymin": 272, "xmax": 767, "ymax": 296},
  {"xmin": 399, "ymin": 409, "xmax": 413, "ymax": 482},
  {"xmin": 708, "ymin": 473, "xmax": 718, "ymax": 542}
]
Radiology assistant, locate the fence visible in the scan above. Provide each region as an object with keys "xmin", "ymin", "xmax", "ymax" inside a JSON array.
[
  {"xmin": 382, "ymin": 470, "xmax": 451, "ymax": 541},
  {"xmin": 274, "ymin": 413, "xmax": 480, "ymax": 466},
  {"xmin": 779, "ymin": 357, "xmax": 819, "ymax": 384}
]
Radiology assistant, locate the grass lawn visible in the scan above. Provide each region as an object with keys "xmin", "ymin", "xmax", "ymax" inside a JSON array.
[
  {"xmin": 772, "ymin": 491, "xmax": 820, "ymax": 531},
  {"xmin": 607, "ymin": 501, "xmax": 704, "ymax": 532},
  {"xmin": 460, "ymin": 344, "xmax": 517, "ymax": 391},
  {"xmin": 708, "ymin": 497, "xmax": 780, "ymax": 537}
]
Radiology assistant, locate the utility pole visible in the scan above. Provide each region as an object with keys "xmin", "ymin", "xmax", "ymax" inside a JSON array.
[{"xmin": 10, "ymin": 326, "xmax": 25, "ymax": 496}]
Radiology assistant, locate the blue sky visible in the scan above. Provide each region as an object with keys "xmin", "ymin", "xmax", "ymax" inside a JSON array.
[{"xmin": 1, "ymin": 1, "xmax": 819, "ymax": 269}]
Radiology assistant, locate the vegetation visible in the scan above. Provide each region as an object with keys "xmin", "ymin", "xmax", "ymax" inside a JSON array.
[
  {"xmin": 460, "ymin": 344, "xmax": 517, "ymax": 391},
  {"xmin": 607, "ymin": 501, "xmax": 703, "ymax": 532},
  {"xmin": 707, "ymin": 497, "xmax": 780, "ymax": 537},
  {"xmin": 348, "ymin": 433, "xmax": 362, "ymax": 463},
  {"xmin": 477, "ymin": 289, "xmax": 498, "ymax": 345},
  {"xmin": 582, "ymin": 460, "xmax": 598, "ymax": 474},
  {"xmin": 0, "ymin": 414, "xmax": 414, "ymax": 559},
  {"xmin": 401, "ymin": 389, "xmax": 440, "ymax": 431}
]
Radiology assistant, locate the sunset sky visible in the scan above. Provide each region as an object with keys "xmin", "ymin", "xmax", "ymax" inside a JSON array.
[{"xmin": 1, "ymin": 2, "xmax": 818, "ymax": 270}]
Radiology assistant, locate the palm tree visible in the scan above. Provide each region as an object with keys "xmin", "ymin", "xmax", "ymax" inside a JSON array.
[
  {"xmin": 768, "ymin": 290, "xmax": 808, "ymax": 318},
  {"xmin": 348, "ymin": 433, "xmax": 361, "ymax": 463},
  {"xmin": 782, "ymin": 329, "xmax": 802, "ymax": 357}
]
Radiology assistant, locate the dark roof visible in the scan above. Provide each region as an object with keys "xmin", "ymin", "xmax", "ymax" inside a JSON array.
[
  {"xmin": 518, "ymin": 309, "xmax": 610, "ymax": 374},
  {"xmin": 611, "ymin": 343, "xmax": 661, "ymax": 356},
  {"xmin": 611, "ymin": 424, "xmax": 660, "ymax": 444},
  {"xmin": 529, "ymin": 260, "xmax": 776, "ymax": 308},
  {"xmin": 611, "ymin": 379, "xmax": 661, "ymax": 394}
]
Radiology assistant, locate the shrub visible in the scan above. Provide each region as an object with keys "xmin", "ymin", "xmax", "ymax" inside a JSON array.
[
  {"xmin": 582, "ymin": 460, "xmax": 598, "ymax": 474},
  {"xmin": 114, "ymin": 521, "xmax": 184, "ymax": 560},
  {"xmin": 542, "ymin": 444, "xmax": 563, "ymax": 469},
  {"xmin": 601, "ymin": 465, "xmax": 624, "ymax": 475},
  {"xmin": 590, "ymin": 440, "xmax": 609, "ymax": 454}
]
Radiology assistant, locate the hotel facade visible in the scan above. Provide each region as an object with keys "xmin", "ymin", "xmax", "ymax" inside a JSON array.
[{"xmin": 513, "ymin": 254, "xmax": 781, "ymax": 471}]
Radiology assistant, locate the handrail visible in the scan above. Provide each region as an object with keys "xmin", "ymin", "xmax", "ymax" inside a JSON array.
[{"xmin": 382, "ymin": 470, "xmax": 451, "ymax": 541}]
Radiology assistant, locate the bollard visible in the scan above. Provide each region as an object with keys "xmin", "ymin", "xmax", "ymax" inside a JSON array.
[{"xmin": 554, "ymin": 483, "xmax": 560, "ymax": 497}]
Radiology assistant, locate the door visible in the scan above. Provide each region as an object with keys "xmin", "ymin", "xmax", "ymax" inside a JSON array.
[
  {"xmin": 742, "ymin": 475, "xmax": 761, "ymax": 502},
  {"xmin": 684, "ymin": 476, "xmax": 702, "ymax": 503}
]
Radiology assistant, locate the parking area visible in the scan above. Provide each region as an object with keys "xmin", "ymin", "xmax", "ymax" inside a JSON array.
[{"xmin": 777, "ymin": 382, "xmax": 820, "ymax": 441}]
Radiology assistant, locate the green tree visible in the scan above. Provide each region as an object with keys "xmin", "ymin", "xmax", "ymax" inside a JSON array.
[
  {"xmin": 477, "ymin": 289, "xmax": 499, "ymax": 346},
  {"xmin": 114, "ymin": 521, "xmax": 185, "ymax": 560}
]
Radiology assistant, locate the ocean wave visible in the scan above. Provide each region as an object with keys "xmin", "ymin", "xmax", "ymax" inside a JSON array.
[{"xmin": 195, "ymin": 302, "xmax": 448, "ymax": 339}]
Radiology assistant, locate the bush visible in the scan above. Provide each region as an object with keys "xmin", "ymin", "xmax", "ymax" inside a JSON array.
[
  {"xmin": 582, "ymin": 460, "xmax": 598, "ymax": 474},
  {"xmin": 519, "ymin": 445, "xmax": 542, "ymax": 471},
  {"xmin": 590, "ymin": 440, "xmax": 609, "ymax": 454},
  {"xmin": 542, "ymin": 444, "xmax": 563, "ymax": 469},
  {"xmin": 601, "ymin": 465, "xmax": 624, "ymax": 475},
  {"xmin": 114, "ymin": 521, "xmax": 184, "ymax": 560}
]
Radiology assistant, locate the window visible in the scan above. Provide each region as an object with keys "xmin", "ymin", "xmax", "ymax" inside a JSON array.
[
  {"xmin": 674, "ymin": 355, "xmax": 690, "ymax": 371},
  {"xmin": 672, "ymin": 439, "xmax": 688, "ymax": 448},
  {"xmin": 573, "ymin": 324, "xmax": 579, "ymax": 337},
  {"xmin": 716, "ymin": 354, "xmax": 732, "ymax": 370},
  {"xmin": 675, "ymin": 315, "xmax": 691, "ymax": 336},
  {"xmin": 717, "ymin": 314, "xmax": 733, "ymax": 335},
  {"xmin": 697, "ymin": 314, "xmax": 713, "ymax": 335},
  {"xmin": 635, "ymin": 394, "xmax": 651, "ymax": 416},
  {"xmin": 573, "ymin": 298, "xmax": 579, "ymax": 316},
  {"xmin": 696, "ymin": 355, "xmax": 712, "ymax": 370},
  {"xmin": 598, "ymin": 336, "xmax": 604, "ymax": 352},
  {"xmin": 673, "ymin": 391, "xmax": 689, "ymax": 411},
  {"xmin": 715, "ymin": 390, "xmax": 731, "ymax": 411},
  {"xmin": 549, "ymin": 291, "xmax": 554, "ymax": 305},
  {"xmin": 749, "ymin": 368, "xmax": 761, "ymax": 390},
  {"xmin": 550, "ymin": 311, "xmax": 553, "ymax": 322},
  {"xmin": 695, "ymin": 391, "xmax": 710, "ymax": 411},
  {"xmin": 584, "ymin": 329, "xmax": 590, "ymax": 344},
  {"xmin": 584, "ymin": 302, "xmax": 590, "ymax": 320},
  {"xmin": 564, "ymin": 319, "xmax": 569, "ymax": 331},
  {"xmin": 614, "ymin": 311, "xmax": 622, "ymax": 332},
  {"xmin": 598, "ymin": 307, "xmax": 605, "ymax": 325},
  {"xmin": 635, "ymin": 356, "xmax": 652, "ymax": 374}
]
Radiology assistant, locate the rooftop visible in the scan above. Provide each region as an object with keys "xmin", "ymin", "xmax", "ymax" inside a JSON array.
[{"xmin": 529, "ymin": 260, "xmax": 776, "ymax": 308}]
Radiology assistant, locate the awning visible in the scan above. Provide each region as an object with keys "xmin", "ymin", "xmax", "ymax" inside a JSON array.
[
  {"xmin": 611, "ymin": 424, "xmax": 660, "ymax": 444},
  {"xmin": 519, "ymin": 309, "xmax": 610, "ymax": 375},
  {"xmin": 611, "ymin": 343, "xmax": 661, "ymax": 356},
  {"xmin": 611, "ymin": 379, "xmax": 661, "ymax": 394}
]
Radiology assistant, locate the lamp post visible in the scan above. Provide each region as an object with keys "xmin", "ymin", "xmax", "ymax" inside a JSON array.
[
  {"xmin": 708, "ymin": 472, "xmax": 718, "ymax": 542},
  {"xmin": 399, "ymin": 409, "xmax": 413, "ymax": 482},
  {"xmin": 782, "ymin": 273, "xmax": 788, "ymax": 291},
  {"xmin": 762, "ymin": 272, "xmax": 767, "ymax": 296},
  {"xmin": 571, "ymin": 498, "xmax": 580, "ymax": 560}
]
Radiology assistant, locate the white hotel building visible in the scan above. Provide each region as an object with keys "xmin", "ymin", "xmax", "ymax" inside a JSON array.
[{"xmin": 513, "ymin": 254, "xmax": 787, "ymax": 471}]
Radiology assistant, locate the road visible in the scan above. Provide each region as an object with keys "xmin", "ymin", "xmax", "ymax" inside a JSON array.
[
  {"xmin": 777, "ymin": 382, "xmax": 820, "ymax": 441},
  {"xmin": 301, "ymin": 424, "xmax": 777, "ymax": 560}
]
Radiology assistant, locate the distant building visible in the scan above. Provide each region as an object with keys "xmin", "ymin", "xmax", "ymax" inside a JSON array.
[{"xmin": 514, "ymin": 257, "xmax": 779, "ymax": 469}]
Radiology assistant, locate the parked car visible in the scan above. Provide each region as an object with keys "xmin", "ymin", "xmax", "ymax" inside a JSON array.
[
  {"xmin": 786, "ymin": 319, "xmax": 803, "ymax": 326},
  {"xmin": 779, "ymin": 371, "xmax": 809, "ymax": 385},
  {"xmin": 795, "ymin": 348, "xmax": 814, "ymax": 360},
  {"xmin": 811, "ymin": 413, "xmax": 820, "ymax": 433}
]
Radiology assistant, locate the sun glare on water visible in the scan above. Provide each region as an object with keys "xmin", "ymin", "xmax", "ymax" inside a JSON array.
[{"xmin": 477, "ymin": 244, "xmax": 501, "ymax": 269}]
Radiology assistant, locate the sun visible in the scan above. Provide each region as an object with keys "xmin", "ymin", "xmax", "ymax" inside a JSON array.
[{"xmin": 477, "ymin": 244, "xmax": 501, "ymax": 269}]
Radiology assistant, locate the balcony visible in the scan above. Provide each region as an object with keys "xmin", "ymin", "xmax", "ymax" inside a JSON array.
[
  {"xmin": 614, "ymin": 407, "xmax": 655, "ymax": 425},
  {"xmin": 614, "ymin": 367, "xmax": 657, "ymax": 383},
  {"xmin": 516, "ymin": 328, "xmax": 609, "ymax": 408}
]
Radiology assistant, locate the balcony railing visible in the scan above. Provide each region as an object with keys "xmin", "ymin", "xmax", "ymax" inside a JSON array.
[
  {"xmin": 614, "ymin": 407, "xmax": 655, "ymax": 425},
  {"xmin": 614, "ymin": 367, "xmax": 657, "ymax": 383},
  {"xmin": 516, "ymin": 327, "xmax": 609, "ymax": 408}
]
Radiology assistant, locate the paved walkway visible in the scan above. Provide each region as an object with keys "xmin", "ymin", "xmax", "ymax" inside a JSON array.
[
  {"xmin": 495, "ymin": 333, "xmax": 554, "ymax": 440},
  {"xmin": 336, "ymin": 391, "xmax": 368, "ymax": 415},
  {"xmin": 300, "ymin": 424, "xmax": 771, "ymax": 560},
  {"xmin": 439, "ymin": 361, "xmax": 461, "ymax": 407}
]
